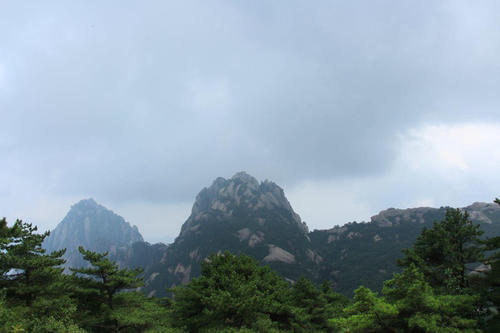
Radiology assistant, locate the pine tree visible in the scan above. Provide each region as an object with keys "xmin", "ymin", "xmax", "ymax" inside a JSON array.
[
  {"xmin": 329, "ymin": 286, "xmax": 398, "ymax": 332},
  {"xmin": 70, "ymin": 246, "xmax": 144, "ymax": 332},
  {"xmin": 383, "ymin": 265, "xmax": 479, "ymax": 332},
  {"xmin": 290, "ymin": 276, "xmax": 330, "ymax": 331},
  {"xmin": 475, "ymin": 198, "xmax": 500, "ymax": 331},
  {"xmin": 0, "ymin": 219, "xmax": 86, "ymax": 332},
  {"xmin": 0, "ymin": 219, "xmax": 66, "ymax": 307},
  {"xmin": 399, "ymin": 208, "xmax": 484, "ymax": 294},
  {"xmin": 331, "ymin": 266, "xmax": 480, "ymax": 332},
  {"xmin": 170, "ymin": 252, "xmax": 293, "ymax": 332}
]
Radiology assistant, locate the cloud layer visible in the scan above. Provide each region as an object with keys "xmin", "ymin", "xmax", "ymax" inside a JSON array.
[{"xmin": 1, "ymin": 1, "xmax": 499, "ymax": 240}]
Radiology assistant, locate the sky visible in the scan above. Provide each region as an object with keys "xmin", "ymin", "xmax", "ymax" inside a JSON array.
[{"xmin": 1, "ymin": 1, "xmax": 500, "ymax": 243}]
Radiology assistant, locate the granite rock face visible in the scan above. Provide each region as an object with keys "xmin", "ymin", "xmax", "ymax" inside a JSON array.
[
  {"xmin": 143, "ymin": 172, "xmax": 316, "ymax": 296},
  {"xmin": 44, "ymin": 175, "xmax": 500, "ymax": 297},
  {"xmin": 182, "ymin": 171, "xmax": 307, "ymax": 236},
  {"xmin": 43, "ymin": 198, "xmax": 143, "ymax": 269}
]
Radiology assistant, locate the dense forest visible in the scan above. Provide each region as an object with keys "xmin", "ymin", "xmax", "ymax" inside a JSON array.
[{"xmin": 2, "ymin": 202, "xmax": 500, "ymax": 332}]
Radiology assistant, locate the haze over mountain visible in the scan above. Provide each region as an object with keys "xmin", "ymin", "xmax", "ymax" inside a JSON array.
[
  {"xmin": 2, "ymin": 2, "xmax": 500, "ymax": 239},
  {"xmin": 44, "ymin": 172, "xmax": 500, "ymax": 297},
  {"xmin": 43, "ymin": 198, "xmax": 143, "ymax": 269}
]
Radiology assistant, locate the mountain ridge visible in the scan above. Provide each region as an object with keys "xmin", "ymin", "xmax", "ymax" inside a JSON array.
[
  {"xmin": 44, "ymin": 172, "xmax": 500, "ymax": 296},
  {"xmin": 43, "ymin": 198, "xmax": 143, "ymax": 269}
]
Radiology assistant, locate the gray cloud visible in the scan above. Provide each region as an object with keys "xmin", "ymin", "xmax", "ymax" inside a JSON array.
[{"xmin": 1, "ymin": 1, "xmax": 500, "ymax": 236}]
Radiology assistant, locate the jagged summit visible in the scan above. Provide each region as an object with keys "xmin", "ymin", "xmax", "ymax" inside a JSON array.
[
  {"xmin": 464, "ymin": 202, "xmax": 500, "ymax": 224},
  {"xmin": 68, "ymin": 198, "xmax": 107, "ymax": 215},
  {"xmin": 154, "ymin": 172, "xmax": 315, "ymax": 292},
  {"xmin": 43, "ymin": 198, "xmax": 143, "ymax": 269},
  {"xmin": 184, "ymin": 172, "xmax": 306, "ymax": 235},
  {"xmin": 231, "ymin": 171, "xmax": 260, "ymax": 186},
  {"xmin": 370, "ymin": 207, "xmax": 435, "ymax": 227},
  {"xmin": 370, "ymin": 203, "xmax": 500, "ymax": 227},
  {"xmin": 74, "ymin": 197, "xmax": 98, "ymax": 206}
]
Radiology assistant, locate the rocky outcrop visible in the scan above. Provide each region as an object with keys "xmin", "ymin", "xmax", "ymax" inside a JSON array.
[
  {"xmin": 140, "ymin": 172, "xmax": 315, "ymax": 296},
  {"xmin": 370, "ymin": 207, "xmax": 434, "ymax": 227},
  {"xmin": 43, "ymin": 198, "xmax": 144, "ymax": 269},
  {"xmin": 181, "ymin": 172, "xmax": 307, "ymax": 237},
  {"xmin": 464, "ymin": 202, "xmax": 500, "ymax": 224},
  {"xmin": 45, "ymin": 175, "xmax": 500, "ymax": 298},
  {"xmin": 263, "ymin": 245, "xmax": 296, "ymax": 264}
]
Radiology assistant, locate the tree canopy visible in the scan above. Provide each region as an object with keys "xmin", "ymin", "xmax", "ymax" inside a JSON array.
[
  {"xmin": 399, "ymin": 208, "xmax": 484, "ymax": 294},
  {"xmin": 2, "ymin": 200, "xmax": 500, "ymax": 332}
]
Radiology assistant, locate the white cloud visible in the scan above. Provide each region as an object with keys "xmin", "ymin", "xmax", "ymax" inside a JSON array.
[
  {"xmin": 399, "ymin": 122, "xmax": 500, "ymax": 176},
  {"xmin": 287, "ymin": 122, "xmax": 500, "ymax": 230}
]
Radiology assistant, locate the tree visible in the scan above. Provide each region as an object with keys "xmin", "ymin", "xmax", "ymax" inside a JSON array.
[
  {"xmin": 384, "ymin": 265, "xmax": 479, "ymax": 332},
  {"xmin": 0, "ymin": 219, "xmax": 86, "ymax": 332},
  {"xmin": 290, "ymin": 277, "xmax": 339, "ymax": 331},
  {"xmin": 170, "ymin": 252, "xmax": 294, "ymax": 332},
  {"xmin": 331, "ymin": 266, "xmax": 480, "ymax": 332},
  {"xmin": 71, "ymin": 246, "xmax": 145, "ymax": 332},
  {"xmin": 0, "ymin": 219, "xmax": 66, "ymax": 307},
  {"xmin": 473, "ymin": 198, "xmax": 500, "ymax": 332},
  {"xmin": 330, "ymin": 286, "xmax": 398, "ymax": 332},
  {"xmin": 71, "ymin": 246, "xmax": 144, "ymax": 309},
  {"xmin": 106, "ymin": 292, "xmax": 171, "ymax": 333},
  {"xmin": 399, "ymin": 208, "xmax": 484, "ymax": 294}
]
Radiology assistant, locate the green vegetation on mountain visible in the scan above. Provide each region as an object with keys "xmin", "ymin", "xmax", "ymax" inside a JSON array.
[
  {"xmin": 399, "ymin": 208, "xmax": 484, "ymax": 294},
  {"xmin": 41, "ymin": 174, "xmax": 500, "ymax": 299},
  {"xmin": 110, "ymin": 173, "xmax": 500, "ymax": 297},
  {"xmin": 2, "ymin": 200, "xmax": 500, "ymax": 332},
  {"xmin": 170, "ymin": 252, "xmax": 294, "ymax": 332}
]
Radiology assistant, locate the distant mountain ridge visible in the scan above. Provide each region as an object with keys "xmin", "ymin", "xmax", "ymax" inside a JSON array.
[
  {"xmin": 43, "ymin": 198, "xmax": 143, "ymax": 269},
  {"xmin": 44, "ymin": 173, "xmax": 500, "ymax": 296}
]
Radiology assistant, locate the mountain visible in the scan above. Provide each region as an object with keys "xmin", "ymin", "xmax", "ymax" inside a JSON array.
[
  {"xmin": 43, "ymin": 198, "xmax": 144, "ymax": 269},
  {"xmin": 310, "ymin": 202, "xmax": 500, "ymax": 294},
  {"xmin": 120, "ymin": 173, "xmax": 500, "ymax": 297},
  {"xmin": 45, "ymin": 174, "xmax": 500, "ymax": 297},
  {"xmin": 138, "ymin": 171, "xmax": 319, "ymax": 295}
]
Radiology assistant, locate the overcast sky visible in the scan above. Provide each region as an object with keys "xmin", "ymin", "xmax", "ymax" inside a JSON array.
[{"xmin": 1, "ymin": 1, "xmax": 500, "ymax": 242}]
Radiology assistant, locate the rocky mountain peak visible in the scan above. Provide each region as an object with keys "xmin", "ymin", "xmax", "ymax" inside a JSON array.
[
  {"xmin": 370, "ymin": 207, "xmax": 434, "ymax": 227},
  {"xmin": 183, "ymin": 172, "xmax": 306, "ymax": 236},
  {"xmin": 192, "ymin": 172, "xmax": 290, "ymax": 213},
  {"xmin": 44, "ymin": 199, "xmax": 143, "ymax": 268},
  {"xmin": 231, "ymin": 171, "xmax": 259, "ymax": 187},
  {"xmin": 464, "ymin": 202, "xmax": 500, "ymax": 224},
  {"xmin": 69, "ymin": 198, "xmax": 105, "ymax": 215},
  {"xmin": 74, "ymin": 197, "xmax": 98, "ymax": 206}
]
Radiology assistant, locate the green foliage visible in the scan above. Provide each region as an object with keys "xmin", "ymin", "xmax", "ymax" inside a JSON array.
[
  {"xmin": 3, "ymin": 200, "xmax": 500, "ymax": 332},
  {"xmin": 332, "ymin": 207, "xmax": 486, "ymax": 333},
  {"xmin": 108, "ymin": 292, "xmax": 171, "ymax": 333},
  {"xmin": 399, "ymin": 208, "xmax": 484, "ymax": 294},
  {"xmin": 170, "ymin": 252, "xmax": 294, "ymax": 332},
  {"xmin": 330, "ymin": 286, "xmax": 398, "ymax": 332},
  {"xmin": 0, "ymin": 219, "xmax": 66, "ymax": 306},
  {"xmin": 290, "ymin": 277, "xmax": 347, "ymax": 332},
  {"xmin": 473, "ymin": 198, "xmax": 500, "ymax": 332},
  {"xmin": 70, "ymin": 247, "xmax": 165, "ymax": 332},
  {"xmin": 332, "ymin": 266, "xmax": 481, "ymax": 332},
  {"xmin": 0, "ymin": 280, "xmax": 85, "ymax": 333},
  {"xmin": 384, "ymin": 265, "xmax": 480, "ymax": 332},
  {"xmin": 0, "ymin": 219, "xmax": 86, "ymax": 332},
  {"xmin": 71, "ymin": 246, "xmax": 144, "ymax": 308}
]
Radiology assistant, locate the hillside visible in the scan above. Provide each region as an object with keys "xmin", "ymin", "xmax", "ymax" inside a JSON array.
[{"xmin": 45, "ymin": 173, "xmax": 500, "ymax": 296}]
